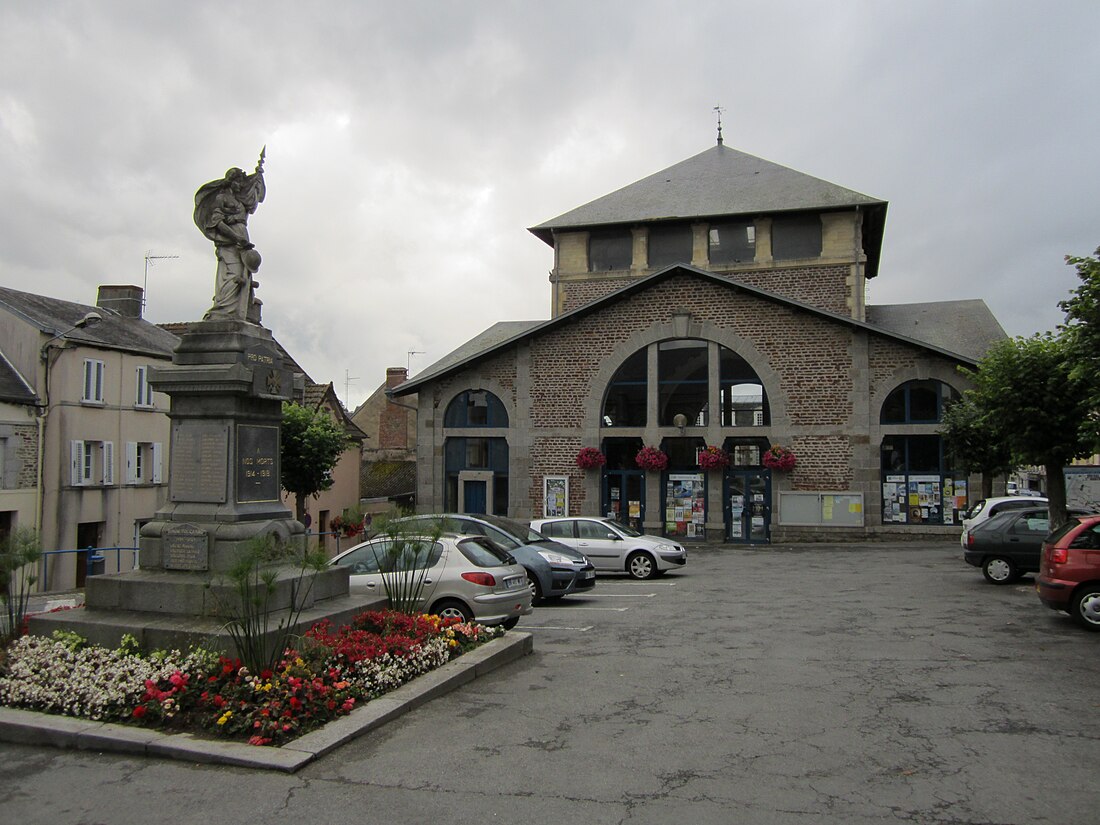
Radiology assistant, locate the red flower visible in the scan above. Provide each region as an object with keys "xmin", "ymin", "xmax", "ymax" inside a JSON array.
[
  {"xmin": 575, "ymin": 447, "xmax": 607, "ymax": 470},
  {"xmin": 635, "ymin": 446, "xmax": 669, "ymax": 471},
  {"xmin": 132, "ymin": 706, "xmax": 147, "ymax": 719}
]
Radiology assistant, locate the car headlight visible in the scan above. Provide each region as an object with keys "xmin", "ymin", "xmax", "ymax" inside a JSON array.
[
  {"xmin": 537, "ymin": 550, "xmax": 576, "ymax": 565},
  {"xmin": 654, "ymin": 544, "xmax": 676, "ymax": 553}
]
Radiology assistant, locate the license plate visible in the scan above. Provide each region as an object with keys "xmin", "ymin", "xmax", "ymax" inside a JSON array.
[{"xmin": 504, "ymin": 575, "xmax": 525, "ymax": 589}]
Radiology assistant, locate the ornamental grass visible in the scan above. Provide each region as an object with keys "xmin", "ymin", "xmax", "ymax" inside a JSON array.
[{"xmin": 0, "ymin": 610, "xmax": 502, "ymax": 747}]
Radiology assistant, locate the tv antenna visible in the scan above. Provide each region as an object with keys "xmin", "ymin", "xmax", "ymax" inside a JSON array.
[
  {"xmin": 408, "ymin": 350, "xmax": 424, "ymax": 372},
  {"xmin": 143, "ymin": 252, "xmax": 179, "ymax": 311},
  {"xmin": 344, "ymin": 368, "xmax": 359, "ymax": 410}
]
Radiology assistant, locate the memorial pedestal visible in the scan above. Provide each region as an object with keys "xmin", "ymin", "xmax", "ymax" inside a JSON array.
[{"xmin": 30, "ymin": 320, "xmax": 380, "ymax": 653}]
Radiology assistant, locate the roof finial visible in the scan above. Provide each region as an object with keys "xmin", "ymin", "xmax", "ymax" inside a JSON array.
[{"xmin": 713, "ymin": 104, "xmax": 725, "ymax": 145}]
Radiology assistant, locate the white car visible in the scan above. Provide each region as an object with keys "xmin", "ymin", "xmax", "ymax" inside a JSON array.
[
  {"xmin": 529, "ymin": 517, "xmax": 687, "ymax": 579},
  {"xmin": 959, "ymin": 496, "xmax": 1049, "ymax": 548}
]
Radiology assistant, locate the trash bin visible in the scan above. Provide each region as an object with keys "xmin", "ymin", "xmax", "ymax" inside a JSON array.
[{"xmin": 87, "ymin": 553, "xmax": 106, "ymax": 577}]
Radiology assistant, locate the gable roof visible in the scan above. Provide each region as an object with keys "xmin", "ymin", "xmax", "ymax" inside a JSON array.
[
  {"xmin": 0, "ymin": 348, "xmax": 37, "ymax": 405},
  {"xmin": 0, "ymin": 287, "xmax": 178, "ymax": 358},
  {"xmin": 866, "ymin": 300, "xmax": 1007, "ymax": 362},
  {"xmin": 392, "ymin": 264, "xmax": 994, "ymax": 397},
  {"xmin": 529, "ymin": 143, "xmax": 888, "ymax": 277}
]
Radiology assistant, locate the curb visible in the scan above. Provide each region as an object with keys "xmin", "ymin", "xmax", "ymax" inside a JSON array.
[{"xmin": 0, "ymin": 631, "xmax": 533, "ymax": 773}]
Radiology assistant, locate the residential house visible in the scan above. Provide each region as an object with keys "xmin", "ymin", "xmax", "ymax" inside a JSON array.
[{"xmin": 352, "ymin": 367, "xmax": 417, "ymax": 517}]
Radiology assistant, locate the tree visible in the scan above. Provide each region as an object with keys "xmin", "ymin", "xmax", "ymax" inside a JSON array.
[
  {"xmin": 280, "ymin": 402, "xmax": 351, "ymax": 522},
  {"xmin": 1059, "ymin": 246, "xmax": 1100, "ymax": 443},
  {"xmin": 956, "ymin": 333, "xmax": 1094, "ymax": 528},
  {"xmin": 940, "ymin": 395, "xmax": 1013, "ymax": 499}
]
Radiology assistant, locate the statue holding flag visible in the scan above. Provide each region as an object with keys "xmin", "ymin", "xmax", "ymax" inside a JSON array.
[{"xmin": 194, "ymin": 149, "xmax": 267, "ymax": 322}]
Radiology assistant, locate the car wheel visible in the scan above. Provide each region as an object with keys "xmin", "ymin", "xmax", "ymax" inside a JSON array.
[
  {"xmin": 431, "ymin": 599, "xmax": 473, "ymax": 623},
  {"xmin": 1070, "ymin": 585, "xmax": 1100, "ymax": 632},
  {"xmin": 501, "ymin": 616, "xmax": 520, "ymax": 630},
  {"xmin": 982, "ymin": 556, "xmax": 1018, "ymax": 584},
  {"xmin": 627, "ymin": 551, "xmax": 657, "ymax": 580},
  {"xmin": 526, "ymin": 572, "xmax": 543, "ymax": 605}
]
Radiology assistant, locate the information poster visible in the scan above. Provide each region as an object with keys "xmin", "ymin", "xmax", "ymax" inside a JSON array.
[
  {"xmin": 544, "ymin": 476, "xmax": 568, "ymax": 518},
  {"xmin": 666, "ymin": 473, "xmax": 705, "ymax": 538}
]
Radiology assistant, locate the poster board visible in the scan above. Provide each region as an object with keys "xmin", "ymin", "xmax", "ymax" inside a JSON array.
[
  {"xmin": 778, "ymin": 492, "xmax": 864, "ymax": 526},
  {"xmin": 544, "ymin": 476, "xmax": 568, "ymax": 518}
]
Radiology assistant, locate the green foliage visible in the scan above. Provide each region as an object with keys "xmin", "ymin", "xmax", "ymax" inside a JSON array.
[
  {"xmin": 367, "ymin": 519, "xmax": 444, "ymax": 615},
  {"xmin": 280, "ymin": 402, "xmax": 351, "ymax": 521},
  {"xmin": 960, "ymin": 334, "xmax": 1093, "ymax": 467},
  {"xmin": 214, "ymin": 534, "xmax": 329, "ymax": 674},
  {"xmin": 0, "ymin": 527, "xmax": 42, "ymax": 643},
  {"xmin": 50, "ymin": 629, "xmax": 88, "ymax": 652},
  {"xmin": 940, "ymin": 395, "xmax": 1013, "ymax": 479},
  {"xmin": 1060, "ymin": 246, "xmax": 1100, "ymax": 441}
]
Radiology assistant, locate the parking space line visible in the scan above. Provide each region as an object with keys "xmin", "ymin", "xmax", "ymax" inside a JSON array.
[
  {"xmin": 600, "ymin": 580, "xmax": 678, "ymax": 586},
  {"xmin": 546, "ymin": 606, "xmax": 630, "ymax": 611},
  {"xmin": 525, "ymin": 625, "xmax": 594, "ymax": 632},
  {"xmin": 581, "ymin": 593, "xmax": 655, "ymax": 598}
]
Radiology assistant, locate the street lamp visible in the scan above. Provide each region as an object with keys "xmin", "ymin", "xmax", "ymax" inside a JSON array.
[{"xmin": 40, "ymin": 311, "xmax": 102, "ymax": 360}]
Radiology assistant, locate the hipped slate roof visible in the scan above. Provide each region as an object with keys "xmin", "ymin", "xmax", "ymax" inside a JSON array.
[
  {"xmin": 0, "ymin": 287, "xmax": 178, "ymax": 357},
  {"xmin": 529, "ymin": 143, "xmax": 888, "ymax": 277},
  {"xmin": 392, "ymin": 264, "xmax": 999, "ymax": 397},
  {"xmin": 866, "ymin": 301, "xmax": 1007, "ymax": 363}
]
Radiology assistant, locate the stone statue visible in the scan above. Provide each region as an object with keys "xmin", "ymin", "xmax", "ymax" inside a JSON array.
[{"xmin": 194, "ymin": 149, "xmax": 266, "ymax": 322}]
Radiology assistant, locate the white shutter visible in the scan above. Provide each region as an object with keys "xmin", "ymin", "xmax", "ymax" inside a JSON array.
[
  {"xmin": 135, "ymin": 367, "xmax": 144, "ymax": 406},
  {"xmin": 70, "ymin": 440, "xmax": 84, "ymax": 486},
  {"xmin": 152, "ymin": 442, "xmax": 163, "ymax": 484},
  {"xmin": 102, "ymin": 441, "xmax": 114, "ymax": 485},
  {"xmin": 125, "ymin": 442, "xmax": 138, "ymax": 484}
]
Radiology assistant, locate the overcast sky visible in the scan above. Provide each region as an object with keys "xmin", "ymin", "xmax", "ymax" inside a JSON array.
[{"xmin": 2, "ymin": 1, "xmax": 1097, "ymax": 410}]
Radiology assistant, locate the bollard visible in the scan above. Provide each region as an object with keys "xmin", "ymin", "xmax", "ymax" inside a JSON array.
[{"xmin": 87, "ymin": 553, "xmax": 106, "ymax": 577}]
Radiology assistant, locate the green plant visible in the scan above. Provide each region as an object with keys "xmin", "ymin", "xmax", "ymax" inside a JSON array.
[
  {"xmin": 0, "ymin": 527, "xmax": 42, "ymax": 642},
  {"xmin": 280, "ymin": 402, "xmax": 352, "ymax": 522},
  {"xmin": 213, "ymin": 534, "xmax": 329, "ymax": 674},
  {"xmin": 367, "ymin": 518, "xmax": 443, "ymax": 615}
]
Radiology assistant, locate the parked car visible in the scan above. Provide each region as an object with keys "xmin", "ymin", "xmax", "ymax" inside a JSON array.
[
  {"xmin": 959, "ymin": 495, "xmax": 1049, "ymax": 548},
  {"xmin": 390, "ymin": 513, "xmax": 596, "ymax": 604},
  {"xmin": 529, "ymin": 517, "xmax": 687, "ymax": 579},
  {"xmin": 330, "ymin": 533, "xmax": 532, "ymax": 628},
  {"xmin": 1037, "ymin": 514, "xmax": 1100, "ymax": 631},
  {"xmin": 964, "ymin": 506, "xmax": 1090, "ymax": 584}
]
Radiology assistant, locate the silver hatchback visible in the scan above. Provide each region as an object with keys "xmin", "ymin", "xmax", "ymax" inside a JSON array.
[{"xmin": 330, "ymin": 534, "xmax": 532, "ymax": 628}]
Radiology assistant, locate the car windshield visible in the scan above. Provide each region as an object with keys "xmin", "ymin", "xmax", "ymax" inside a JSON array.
[
  {"xmin": 481, "ymin": 514, "xmax": 547, "ymax": 544},
  {"xmin": 965, "ymin": 500, "xmax": 987, "ymax": 520},
  {"xmin": 1046, "ymin": 518, "xmax": 1086, "ymax": 545},
  {"xmin": 602, "ymin": 519, "xmax": 641, "ymax": 537}
]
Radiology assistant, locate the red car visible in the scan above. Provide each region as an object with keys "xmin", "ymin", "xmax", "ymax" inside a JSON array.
[{"xmin": 1036, "ymin": 514, "xmax": 1100, "ymax": 631}]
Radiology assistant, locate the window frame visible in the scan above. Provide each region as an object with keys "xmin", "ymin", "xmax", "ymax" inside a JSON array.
[{"xmin": 82, "ymin": 359, "xmax": 106, "ymax": 404}]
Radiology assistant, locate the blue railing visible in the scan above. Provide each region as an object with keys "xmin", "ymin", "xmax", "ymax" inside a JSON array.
[{"xmin": 40, "ymin": 546, "xmax": 139, "ymax": 591}]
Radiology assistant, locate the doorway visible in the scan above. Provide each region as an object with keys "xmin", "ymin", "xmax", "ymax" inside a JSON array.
[
  {"xmin": 725, "ymin": 470, "xmax": 771, "ymax": 543},
  {"xmin": 602, "ymin": 470, "xmax": 645, "ymax": 532}
]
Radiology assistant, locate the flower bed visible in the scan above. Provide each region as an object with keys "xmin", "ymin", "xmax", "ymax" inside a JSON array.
[{"xmin": 0, "ymin": 610, "xmax": 502, "ymax": 747}]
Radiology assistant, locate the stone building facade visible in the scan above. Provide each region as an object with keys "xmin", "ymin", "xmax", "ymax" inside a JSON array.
[{"xmin": 391, "ymin": 143, "xmax": 1006, "ymax": 542}]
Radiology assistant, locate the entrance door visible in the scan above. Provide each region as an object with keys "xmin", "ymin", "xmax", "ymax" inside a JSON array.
[
  {"xmin": 463, "ymin": 480, "xmax": 487, "ymax": 514},
  {"xmin": 603, "ymin": 470, "xmax": 645, "ymax": 532},
  {"xmin": 725, "ymin": 471, "xmax": 771, "ymax": 543}
]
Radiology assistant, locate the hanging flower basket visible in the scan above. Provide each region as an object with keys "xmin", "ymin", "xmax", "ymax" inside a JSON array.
[
  {"xmin": 575, "ymin": 447, "xmax": 607, "ymax": 470},
  {"xmin": 697, "ymin": 445, "xmax": 730, "ymax": 470},
  {"xmin": 635, "ymin": 446, "xmax": 670, "ymax": 472},
  {"xmin": 329, "ymin": 515, "xmax": 365, "ymax": 538},
  {"xmin": 762, "ymin": 445, "xmax": 797, "ymax": 472}
]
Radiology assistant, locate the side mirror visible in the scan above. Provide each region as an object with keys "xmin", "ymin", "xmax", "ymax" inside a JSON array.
[{"xmin": 607, "ymin": 532, "xmax": 621, "ymax": 541}]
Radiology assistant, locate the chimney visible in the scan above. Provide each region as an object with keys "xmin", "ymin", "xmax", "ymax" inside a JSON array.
[
  {"xmin": 380, "ymin": 367, "xmax": 410, "ymax": 449},
  {"xmin": 97, "ymin": 285, "xmax": 144, "ymax": 319}
]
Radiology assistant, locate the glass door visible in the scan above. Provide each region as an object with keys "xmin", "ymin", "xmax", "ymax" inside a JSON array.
[
  {"xmin": 725, "ymin": 470, "xmax": 771, "ymax": 543},
  {"xmin": 603, "ymin": 470, "xmax": 645, "ymax": 532}
]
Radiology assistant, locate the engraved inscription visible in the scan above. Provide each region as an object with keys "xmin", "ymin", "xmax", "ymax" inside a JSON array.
[
  {"xmin": 163, "ymin": 524, "xmax": 209, "ymax": 571},
  {"xmin": 237, "ymin": 424, "xmax": 280, "ymax": 503},
  {"xmin": 170, "ymin": 422, "xmax": 228, "ymax": 503}
]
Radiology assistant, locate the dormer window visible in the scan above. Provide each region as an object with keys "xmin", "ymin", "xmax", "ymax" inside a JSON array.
[
  {"xmin": 588, "ymin": 229, "xmax": 633, "ymax": 271},
  {"xmin": 648, "ymin": 223, "xmax": 693, "ymax": 268},
  {"xmin": 771, "ymin": 214, "xmax": 822, "ymax": 261},
  {"xmin": 708, "ymin": 220, "xmax": 756, "ymax": 265}
]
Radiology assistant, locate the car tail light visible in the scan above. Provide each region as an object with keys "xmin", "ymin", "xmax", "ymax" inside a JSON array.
[
  {"xmin": 461, "ymin": 571, "xmax": 497, "ymax": 587},
  {"xmin": 1050, "ymin": 547, "xmax": 1068, "ymax": 564},
  {"xmin": 967, "ymin": 533, "xmax": 975, "ymax": 549}
]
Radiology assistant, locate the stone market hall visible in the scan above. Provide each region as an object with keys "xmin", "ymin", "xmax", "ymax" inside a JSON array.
[{"xmin": 390, "ymin": 139, "xmax": 1006, "ymax": 542}]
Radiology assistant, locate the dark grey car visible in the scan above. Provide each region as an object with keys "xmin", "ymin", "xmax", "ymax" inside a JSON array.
[{"xmin": 964, "ymin": 506, "xmax": 1092, "ymax": 583}]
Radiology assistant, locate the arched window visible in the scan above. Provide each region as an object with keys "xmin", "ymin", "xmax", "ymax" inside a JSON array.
[
  {"xmin": 880, "ymin": 380, "xmax": 958, "ymax": 424},
  {"xmin": 444, "ymin": 390, "xmax": 508, "ymax": 428},
  {"xmin": 601, "ymin": 341, "xmax": 769, "ymax": 428}
]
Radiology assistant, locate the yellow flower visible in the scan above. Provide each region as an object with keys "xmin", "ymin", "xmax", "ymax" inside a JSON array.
[{"xmin": 217, "ymin": 711, "xmax": 233, "ymax": 726}]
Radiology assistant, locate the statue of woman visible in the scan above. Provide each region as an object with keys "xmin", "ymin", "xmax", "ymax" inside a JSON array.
[{"xmin": 194, "ymin": 151, "xmax": 266, "ymax": 322}]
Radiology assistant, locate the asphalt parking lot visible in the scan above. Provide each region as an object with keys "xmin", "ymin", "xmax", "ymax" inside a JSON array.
[{"xmin": 3, "ymin": 541, "xmax": 1099, "ymax": 824}]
